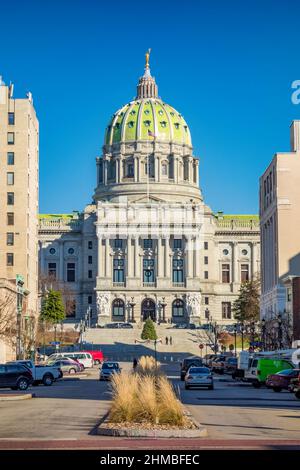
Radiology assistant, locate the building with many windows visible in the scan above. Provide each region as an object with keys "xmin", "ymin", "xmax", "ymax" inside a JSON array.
[{"xmin": 38, "ymin": 55, "xmax": 260, "ymax": 325}]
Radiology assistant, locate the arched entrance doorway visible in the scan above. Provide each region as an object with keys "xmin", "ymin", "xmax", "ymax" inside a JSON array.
[{"xmin": 141, "ymin": 299, "xmax": 156, "ymax": 321}]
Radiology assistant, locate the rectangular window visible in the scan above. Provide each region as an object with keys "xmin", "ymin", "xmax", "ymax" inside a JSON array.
[
  {"xmin": 222, "ymin": 264, "xmax": 230, "ymax": 283},
  {"xmin": 6, "ymin": 233, "xmax": 14, "ymax": 246},
  {"xmin": 7, "ymin": 192, "xmax": 14, "ymax": 205},
  {"xmin": 172, "ymin": 258, "xmax": 184, "ymax": 283},
  {"xmin": 127, "ymin": 163, "xmax": 134, "ymax": 177},
  {"xmin": 7, "ymin": 132, "xmax": 14, "ymax": 144},
  {"xmin": 143, "ymin": 258, "xmax": 155, "ymax": 283},
  {"xmin": 241, "ymin": 264, "xmax": 249, "ymax": 283},
  {"xmin": 88, "ymin": 295, "xmax": 92, "ymax": 304},
  {"xmin": 67, "ymin": 263, "xmax": 76, "ymax": 282},
  {"xmin": 204, "ymin": 297, "xmax": 209, "ymax": 305},
  {"xmin": 7, "ymin": 152, "xmax": 14, "ymax": 165},
  {"xmin": 204, "ymin": 271, "xmax": 208, "ymax": 279},
  {"xmin": 173, "ymin": 239, "xmax": 182, "ymax": 249},
  {"xmin": 114, "ymin": 238, "xmax": 123, "ymax": 249},
  {"xmin": 48, "ymin": 262, "xmax": 57, "ymax": 278},
  {"xmin": 7, "ymin": 212, "xmax": 14, "ymax": 225},
  {"xmin": 143, "ymin": 238, "xmax": 153, "ymax": 249},
  {"xmin": 88, "ymin": 255, "xmax": 92, "ymax": 264},
  {"xmin": 7, "ymin": 172, "xmax": 14, "ymax": 185},
  {"xmin": 204, "ymin": 241, "xmax": 208, "ymax": 250},
  {"xmin": 113, "ymin": 258, "xmax": 124, "ymax": 283},
  {"xmin": 88, "ymin": 270, "xmax": 93, "ymax": 279},
  {"xmin": 222, "ymin": 302, "xmax": 232, "ymax": 319},
  {"xmin": 204, "ymin": 256, "xmax": 208, "ymax": 264},
  {"xmin": 66, "ymin": 300, "xmax": 76, "ymax": 318},
  {"xmin": 8, "ymin": 112, "xmax": 15, "ymax": 125},
  {"xmin": 88, "ymin": 241, "xmax": 93, "ymax": 249},
  {"xmin": 7, "ymin": 253, "xmax": 14, "ymax": 266}
]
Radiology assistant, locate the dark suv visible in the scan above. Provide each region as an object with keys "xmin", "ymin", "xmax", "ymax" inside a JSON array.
[
  {"xmin": 0, "ymin": 363, "xmax": 33, "ymax": 390},
  {"xmin": 180, "ymin": 356, "xmax": 203, "ymax": 381}
]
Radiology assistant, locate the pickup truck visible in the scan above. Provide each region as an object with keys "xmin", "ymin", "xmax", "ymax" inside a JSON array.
[{"xmin": 7, "ymin": 360, "xmax": 62, "ymax": 386}]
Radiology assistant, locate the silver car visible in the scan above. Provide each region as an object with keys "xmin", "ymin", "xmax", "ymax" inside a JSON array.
[
  {"xmin": 184, "ymin": 366, "xmax": 214, "ymax": 390},
  {"xmin": 99, "ymin": 362, "xmax": 121, "ymax": 381}
]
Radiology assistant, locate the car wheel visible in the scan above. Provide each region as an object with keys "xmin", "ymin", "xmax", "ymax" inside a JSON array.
[
  {"xmin": 69, "ymin": 368, "xmax": 76, "ymax": 374},
  {"xmin": 180, "ymin": 375, "xmax": 185, "ymax": 381},
  {"xmin": 208, "ymin": 385, "xmax": 214, "ymax": 390},
  {"xmin": 17, "ymin": 378, "xmax": 29, "ymax": 391},
  {"xmin": 94, "ymin": 360, "xmax": 100, "ymax": 365},
  {"xmin": 11, "ymin": 386, "xmax": 17, "ymax": 391},
  {"xmin": 185, "ymin": 385, "xmax": 189, "ymax": 390},
  {"xmin": 43, "ymin": 374, "xmax": 53, "ymax": 386},
  {"xmin": 295, "ymin": 390, "xmax": 300, "ymax": 399},
  {"xmin": 253, "ymin": 381, "xmax": 261, "ymax": 389},
  {"xmin": 273, "ymin": 387, "xmax": 282, "ymax": 393}
]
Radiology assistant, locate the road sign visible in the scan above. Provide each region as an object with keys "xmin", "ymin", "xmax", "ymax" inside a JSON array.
[{"xmin": 199, "ymin": 344, "xmax": 204, "ymax": 349}]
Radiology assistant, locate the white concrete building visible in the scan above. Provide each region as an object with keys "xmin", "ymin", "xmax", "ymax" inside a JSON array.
[{"xmin": 38, "ymin": 56, "xmax": 260, "ymax": 325}]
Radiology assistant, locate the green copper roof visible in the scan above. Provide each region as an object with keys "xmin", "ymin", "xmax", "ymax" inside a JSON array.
[
  {"xmin": 39, "ymin": 213, "xmax": 80, "ymax": 220},
  {"xmin": 105, "ymin": 98, "xmax": 192, "ymax": 147},
  {"xmin": 214, "ymin": 213, "xmax": 259, "ymax": 220}
]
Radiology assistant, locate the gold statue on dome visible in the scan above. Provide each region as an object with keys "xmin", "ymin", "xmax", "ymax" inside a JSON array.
[{"xmin": 145, "ymin": 48, "xmax": 151, "ymax": 68}]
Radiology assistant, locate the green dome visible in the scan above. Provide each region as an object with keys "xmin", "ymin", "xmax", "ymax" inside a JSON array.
[{"xmin": 104, "ymin": 98, "xmax": 192, "ymax": 147}]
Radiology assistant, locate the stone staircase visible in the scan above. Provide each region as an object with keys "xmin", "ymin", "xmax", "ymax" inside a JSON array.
[{"xmin": 83, "ymin": 324, "xmax": 213, "ymax": 363}]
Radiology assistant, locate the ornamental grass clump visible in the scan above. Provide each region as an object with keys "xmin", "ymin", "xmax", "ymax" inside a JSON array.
[
  {"xmin": 109, "ymin": 372, "xmax": 139, "ymax": 423},
  {"xmin": 156, "ymin": 376, "xmax": 185, "ymax": 426},
  {"xmin": 135, "ymin": 355, "xmax": 161, "ymax": 376},
  {"xmin": 134, "ymin": 375, "xmax": 158, "ymax": 423}
]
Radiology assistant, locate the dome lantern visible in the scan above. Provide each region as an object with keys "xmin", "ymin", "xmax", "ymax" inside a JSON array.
[{"xmin": 136, "ymin": 48, "xmax": 158, "ymax": 99}]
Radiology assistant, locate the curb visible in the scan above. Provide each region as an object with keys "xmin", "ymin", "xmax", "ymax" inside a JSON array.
[
  {"xmin": 96, "ymin": 410, "xmax": 207, "ymax": 438},
  {"xmin": 63, "ymin": 374, "xmax": 88, "ymax": 380},
  {"xmin": 0, "ymin": 393, "xmax": 35, "ymax": 401}
]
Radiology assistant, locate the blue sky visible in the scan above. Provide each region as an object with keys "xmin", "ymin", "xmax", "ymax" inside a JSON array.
[{"xmin": 1, "ymin": 0, "xmax": 300, "ymax": 214}]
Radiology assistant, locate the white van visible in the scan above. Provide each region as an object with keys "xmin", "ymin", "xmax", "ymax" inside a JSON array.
[{"xmin": 48, "ymin": 352, "xmax": 93, "ymax": 368}]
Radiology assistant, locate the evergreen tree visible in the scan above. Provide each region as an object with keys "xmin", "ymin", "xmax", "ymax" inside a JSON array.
[
  {"xmin": 141, "ymin": 318, "xmax": 158, "ymax": 340},
  {"xmin": 40, "ymin": 289, "xmax": 65, "ymax": 324},
  {"xmin": 232, "ymin": 277, "xmax": 260, "ymax": 323}
]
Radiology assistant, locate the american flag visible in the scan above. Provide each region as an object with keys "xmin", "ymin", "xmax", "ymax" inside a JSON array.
[{"xmin": 148, "ymin": 129, "xmax": 156, "ymax": 138}]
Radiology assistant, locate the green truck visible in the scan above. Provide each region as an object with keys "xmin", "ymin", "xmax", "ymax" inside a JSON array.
[{"xmin": 245, "ymin": 357, "xmax": 294, "ymax": 388}]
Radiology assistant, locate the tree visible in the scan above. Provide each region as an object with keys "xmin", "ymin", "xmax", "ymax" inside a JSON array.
[
  {"xmin": 40, "ymin": 290, "xmax": 65, "ymax": 324},
  {"xmin": 0, "ymin": 286, "xmax": 17, "ymax": 348},
  {"xmin": 39, "ymin": 274, "xmax": 75, "ymax": 317},
  {"xmin": 141, "ymin": 318, "xmax": 157, "ymax": 341},
  {"xmin": 232, "ymin": 277, "xmax": 260, "ymax": 324}
]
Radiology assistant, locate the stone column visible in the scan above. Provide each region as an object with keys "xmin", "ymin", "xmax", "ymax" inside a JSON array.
[
  {"xmin": 59, "ymin": 242, "xmax": 64, "ymax": 280},
  {"xmin": 195, "ymin": 159, "xmax": 199, "ymax": 186},
  {"xmin": 135, "ymin": 236, "xmax": 141, "ymax": 280},
  {"xmin": 134, "ymin": 156, "xmax": 138, "ymax": 183},
  {"xmin": 119, "ymin": 158, "xmax": 124, "ymax": 181},
  {"xmin": 127, "ymin": 236, "xmax": 133, "ymax": 277},
  {"xmin": 188, "ymin": 157, "xmax": 193, "ymax": 183},
  {"xmin": 174, "ymin": 157, "xmax": 179, "ymax": 184},
  {"xmin": 157, "ymin": 236, "xmax": 164, "ymax": 278},
  {"xmin": 233, "ymin": 242, "xmax": 239, "ymax": 283},
  {"xmin": 105, "ymin": 238, "xmax": 110, "ymax": 278},
  {"xmin": 195, "ymin": 236, "xmax": 200, "ymax": 278},
  {"xmin": 187, "ymin": 236, "xmax": 194, "ymax": 278},
  {"xmin": 97, "ymin": 236, "xmax": 103, "ymax": 278},
  {"xmin": 116, "ymin": 158, "xmax": 120, "ymax": 183},
  {"xmin": 104, "ymin": 160, "xmax": 108, "ymax": 185},
  {"xmin": 164, "ymin": 236, "xmax": 170, "ymax": 278},
  {"xmin": 155, "ymin": 156, "xmax": 160, "ymax": 182}
]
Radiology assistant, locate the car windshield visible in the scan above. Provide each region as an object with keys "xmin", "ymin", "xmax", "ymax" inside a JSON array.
[
  {"xmin": 102, "ymin": 363, "xmax": 119, "ymax": 369},
  {"xmin": 189, "ymin": 367, "xmax": 210, "ymax": 374},
  {"xmin": 185, "ymin": 360, "xmax": 202, "ymax": 367},
  {"xmin": 276, "ymin": 369, "xmax": 295, "ymax": 376}
]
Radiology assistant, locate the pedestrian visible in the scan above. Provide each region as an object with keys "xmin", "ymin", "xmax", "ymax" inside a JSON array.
[
  {"xmin": 165, "ymin": 336, "xmax": 169, "ymax": 345},
  {"xmin": 169, "ymin": 336, "xmax": 172, "ymax": 346}
]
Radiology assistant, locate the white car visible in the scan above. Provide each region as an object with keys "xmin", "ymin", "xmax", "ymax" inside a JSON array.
[
  {"xmin": 48, "ymin": 352, "xmax": 93, "ymax": 368},
  {"xmin": 185, "ymin": 366, "xmax": 214, "ymax": 390},
  {"xmin": 7, "ymin": 360, "xmax": 61, "ymax": 386}
]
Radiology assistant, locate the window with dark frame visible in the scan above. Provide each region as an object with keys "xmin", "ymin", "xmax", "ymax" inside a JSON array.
[
  {"xmin": 241, "ymin": 264, "xmax": 249, "ymax": 283},
  {"xmin": 204, "ymin": 297, "xmax": 209, "ymax": 305},
  {"xmin": 173, "ymin": 239, "xmax": 182, "ymax": 249},
  {"xmin": 88, "ymin": 241, "xmax": 93, "ymax": 249},
  {"xmin": 48, "ymin": 262, "xmax": 57, "ymax": 279},
  {"xmin": 67, "ymin": 263, "xmax": 76, "ymax": 282},
  {"xmin": 204, "ymin": 241, "xmax": 208, "ymax": 250},
  {"xmin": 204, "ymin": 256, "xmax": 208, "ymax": 264},
  {"xmin": 113, "ymin": 258, "xmax": 125, "ymax": 283},
  {"xmin": 7, "ymin": 192, "xmax": 14, "ymax": 205},
  {"xmin": 172, "ymin": 258, "xmax": 184, "ymax": 283},
  {"xmin": 112, "ymin": 299, "xmax": 125, "ymax": 317},
  {"xmin": 8, "ymin": 113, "xmax": 15, "ymax": 125},
  {"xmin": 172, "ymin": 299, "xmax": 184, "ymax": 317},
  {"xmin": 222, "ymin": 302, "xmax": 232, "ymax": 319},
  {"xmin": 88, "ymin": 255, "xmax": 92, "ymax": 264},
  {"xmin": 7, "ymin": 253, "xmax": 14, "ymax": 266},
  {"xmin": 88, "ymin": 270, "xmax": 93, "ymax": 279},
  {"xmin": 6, "ymin": 233, "xmax": 14, "ymax": 246},
  {"xmin": 7, "ymin": 132, "xmax": 14, "ymax": 145},
  {"xmin": 114, "ymin": 239, "xmax": 123, "ymax": 249},
  {"xmin": 7, "ymin": 212, "xmax": 14, "ymax": 225},
  {"xmin": 7, "ymin": 152, "xmax": 14, "ymax": 165},
  {"xmin": 222, "ymin": 264, "xmax": 230, "ymax": 283},
  {"xmin": 7, "ymin": 172, "xmax": 14, "ymax": 185},
  {"xmin": 204, "ymin": 271, "xmax": 208, "ymax": 279},
  {"xmin": 143, "ymin": 238, "xmax": 153, "ymax": 249},
  {"xmin": 88, "ymin": 295, "xmax": 92, "ymax": 304}
]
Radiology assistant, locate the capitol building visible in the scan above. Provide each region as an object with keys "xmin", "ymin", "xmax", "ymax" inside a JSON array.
[{"xmin": 38, "ymin": 54, "xmax": 260, "ymax": 326}]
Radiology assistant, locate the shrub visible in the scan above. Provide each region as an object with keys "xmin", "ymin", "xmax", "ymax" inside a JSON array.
[
  {"xmin": 156, "ymin": 376, "xmax": 185, "ymax": 426},
  {"xmin": 135, "ymin": 355, "xmax": 161, "ymax": 376},
  {"xmin": 141, "ymin": 318, "xmax": 157, "ymax": 340},
  {"xmin": 110, "ymin": 372, "xmax": 139, "ymax": 423}
]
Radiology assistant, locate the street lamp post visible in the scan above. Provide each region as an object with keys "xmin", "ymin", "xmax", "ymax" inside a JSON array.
[
  {"xmin": 233, "ymin": 323, "xmax": 237, "ymax": 357},
  {"xmin": 16, "ymin": 275, "xmax": 24, "ymax": 360},
  {"xmin": 129, "ymin": 297, "xmax": 136, "ymax": 323},
  {"xmin": 213, "ymin": 322, "xmax": 218, "ymax": 354},
  {"xmin": 160, "ymin": 297, "xmax": 167, "ymax": 323},
  {"xmin": 250, "ymin": 322, "xmax": 255, "ymax": 348}
]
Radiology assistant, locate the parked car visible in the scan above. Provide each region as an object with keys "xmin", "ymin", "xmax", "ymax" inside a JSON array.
[
  {"xmin": 224, "ymin": 357, "xmax": 238, "ymax": 374},
  {"xmin": 84, "ymin": 350, "xmax": 104, "ymax": 365},
  {"xmin": 198, "ymin": 324, "xmax": 211, "ymax": 330},
  {"xmin": 211, "ymin": 355, "xmax": 227, "ymax": 373},
  {"xmin": 99, "ymin": 362, "xmax": 121, "ymax": 381},
  {"xmin": 119, "ymin": 323, "xmax": 134, "ymax": 329},
  {"xmin": 48, "ymin": 352, "xmax": 93, "ymax": 368},
  {"xmin": 47, "ymin": 359, "xmax": 81, "ymax": 375},
  {"xmin": 185, "ymin": 366, "xmax": 214, "ymax": 390},
  {"xmin": 203, "ymin": 354, "xmax": 218, "ymax": 367},
  {"xmin": 180, "ymin": 356, "xmax": 203, "ymax": 381},
  {"xmin": 0, "ymin": 363, "xmax": 33, "ymax": 390},
  {"xmin": 244, "ymin": 358, "xmax": 294, "ymax": 388},
  {"xmin": 6, "ymin": 360, "xmax": 61, "ymax": 386},
  {"xmin": 266, "ymin": 369, "xmax": 300, "ymax": 392}
]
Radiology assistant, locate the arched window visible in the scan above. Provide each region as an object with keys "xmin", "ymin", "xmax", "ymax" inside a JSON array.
[
  {"xmin": 172, "ymin": 299, "xmax": 185, "ymax": 317},
  {"xmin": 112, "ymin": 299, "xmax": 125, "ymax": 317},
  {"xmin": 162, "ymin": 163, "xmax": 168, "ymax": 176}
]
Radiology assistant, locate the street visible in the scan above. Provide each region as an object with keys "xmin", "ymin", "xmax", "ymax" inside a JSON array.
[{"xmin": 0, "ymin": 362, "xmax": 299, "ymax": 448}]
